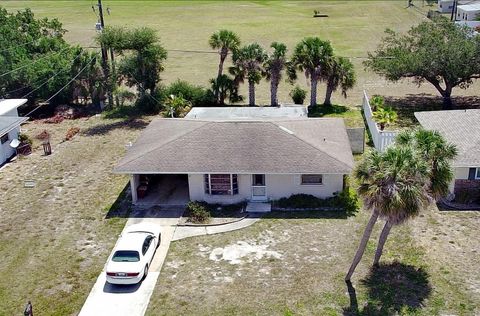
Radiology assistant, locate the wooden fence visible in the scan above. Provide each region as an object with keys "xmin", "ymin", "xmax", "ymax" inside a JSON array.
[{"xmin": 362, "ymin": 90, "xmax": 397, "ymax": 152}]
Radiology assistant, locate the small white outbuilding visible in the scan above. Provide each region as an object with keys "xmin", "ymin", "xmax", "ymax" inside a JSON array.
[
  {"xmin": 456, "ymin": 2, "xmax": 480, "ymax": 21},
  {"xmin": 438, "ymin": 0, "xmax": 455, "ymax": 13},
  {"xmin": 0, "ymin": 99, "xmax": 28, "ymax": 165}
]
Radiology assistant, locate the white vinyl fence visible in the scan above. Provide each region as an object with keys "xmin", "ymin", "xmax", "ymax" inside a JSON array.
[{"xmin": 362, "ymin": 90, "xmax": 397, "ymax": 152}]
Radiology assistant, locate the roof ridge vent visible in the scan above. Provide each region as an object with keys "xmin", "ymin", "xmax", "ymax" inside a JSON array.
[{"xmin": 278, "ymin": 125, "xmax": 294, "ymax": 135}]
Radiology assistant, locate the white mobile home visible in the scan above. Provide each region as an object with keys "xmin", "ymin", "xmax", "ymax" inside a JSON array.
[
  {"xmin": 0, "ymin": 99, "xmax": 28, "ymax": 165},
  {"xmin": 438, "ymin": 0, "xmax": 455, "ymax": 13}
]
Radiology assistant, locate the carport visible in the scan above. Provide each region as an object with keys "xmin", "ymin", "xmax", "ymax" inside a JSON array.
[{"xmin": 130, "ymin": 174, "xmax": 190, "ymax": 206}]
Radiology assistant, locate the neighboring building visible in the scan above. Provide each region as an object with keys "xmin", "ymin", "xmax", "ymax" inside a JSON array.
[
  {"xmin": 456, "ymin": 2, "xmax": 480, "ymax": 21},
  {"xmin": 185, "ymin": 106, "xmax": 308, "ymax": 120},
  {"xmin": 114, "ymin": 118, "xmax": 354, "ymax": 206},
  {"xmin": 415, "ymin": 109, "xmax": 480, "ymax": 197},
  {"xmin": 438, "ymin": 0, "xmax": 455, "ymax": 13},
  {"xmin": 0, "ymin": 99, "xmax": 28, "ymax": 165}
]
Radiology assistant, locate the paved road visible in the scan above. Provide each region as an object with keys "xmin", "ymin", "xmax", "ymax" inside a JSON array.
[{"xmin": 79, "ymin": 208, "xmax": 182, "ymax": 316}]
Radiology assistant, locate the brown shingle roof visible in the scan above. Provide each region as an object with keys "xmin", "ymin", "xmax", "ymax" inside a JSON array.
[
  {"xmin": 114, "ymin": 118, "xmax": 354, "ymax": 174},
  {"xmin": 415, "ymin": 109, "xmax": 480, "ymax": 167}
]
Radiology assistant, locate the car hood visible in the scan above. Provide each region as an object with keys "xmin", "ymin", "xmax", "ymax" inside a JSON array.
[{"xmin": 106, "ymin": 260, "xmax": 144, "ymax": 273}]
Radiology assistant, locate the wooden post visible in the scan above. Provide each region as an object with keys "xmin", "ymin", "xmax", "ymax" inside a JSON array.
[{"xmin": 24, "ymin": 301, "xmax": 33, "ymax": 316}]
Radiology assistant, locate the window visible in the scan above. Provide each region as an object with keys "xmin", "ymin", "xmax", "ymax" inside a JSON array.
[
  {"xmin": 0, "ymin": 134, "xmax": 9, "ymax": 145},
  {"xmin": 204, "ymin": 174, "xmax": 238, "ymax": 195},
  {"xmin": 252, "ymin": 174, "xmax": 265, "ymax": 186},
  {"xmin": 142, "ymin": 235, "xmax": 153, "ymax": 255},
  {"xmin": 476, "ymin": 168, "xmax": 480, "ymax": 180},
  {"xmin": 301, "ymin": 174, "xmax": 323, "ymax": 185},
  {"xmin": 112, "ymin": 251, "xmax": 140, "ymax": 262}
]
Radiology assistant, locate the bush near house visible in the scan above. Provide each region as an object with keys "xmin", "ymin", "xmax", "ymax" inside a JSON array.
[
  {"xmin": 273, "ymin": 188, "xmax": 359, "ymax": 214},
  {"xmin": 289, "ymin": 85, "xmax": 307, "ymax": 104},
  {"xmin": 186, "ymin": 201, "xmax": 211, "ymax": 223}
]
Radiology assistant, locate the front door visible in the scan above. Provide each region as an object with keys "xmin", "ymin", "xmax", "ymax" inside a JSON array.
[{"xmin": 251, "ymin": 174, "xmax": 267, "ymax": 201}]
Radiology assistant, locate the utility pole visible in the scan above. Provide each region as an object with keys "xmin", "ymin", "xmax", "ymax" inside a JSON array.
[
  {"xmin": 450, "ymin": 0, "xmax": 457, "ymax": 21},
  {"xmin": 97, "ymin": 0, "xmax": 113, "ymax": 109}
]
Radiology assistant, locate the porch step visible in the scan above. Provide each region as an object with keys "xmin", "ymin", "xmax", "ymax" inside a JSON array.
[{"xmin": 246, "ymin": 202, "xmax": 271, "ymax": 213}]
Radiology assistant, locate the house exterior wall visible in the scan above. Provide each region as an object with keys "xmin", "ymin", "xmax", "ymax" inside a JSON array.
[
  {"xmin": 438, "ymin": 0, "xmax": 454, "ymax": 13},
  {"xmin": 0, "ymin": 127, "xmax": 20, "ymax": 165},
  {"xmin": 449, "ymin": 167, "xmax": 477, "ymax": 193},
  {"xmin": 457, "ymin": 7, "xmax": 480, "ymax": 21},
  {"xmin": 188, "ymin": 173, "xmax": 344, "ymax": 204}
]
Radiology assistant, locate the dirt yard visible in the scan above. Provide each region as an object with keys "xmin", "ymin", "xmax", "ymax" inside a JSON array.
[
  {"xmin": 0, "ymin": 115, "xmax": 149, "ymax": 315},
  {"xmin": 147, "ymin": 208, "xmax": 479, "ymax": 316}
]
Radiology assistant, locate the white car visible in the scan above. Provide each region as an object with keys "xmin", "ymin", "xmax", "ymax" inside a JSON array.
[{"xmin": 106, "ymin": 223, "xmax": 161, "ymax": 285}]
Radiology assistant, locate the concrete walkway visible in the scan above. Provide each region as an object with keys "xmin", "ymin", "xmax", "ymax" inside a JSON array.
[
  {"xmin": 79, "ymin": 208, "xmax": 182, "ymax": 316},
  {"xmin": 172, "ymin": 213, "xmax": 262, "ymax": 241}
]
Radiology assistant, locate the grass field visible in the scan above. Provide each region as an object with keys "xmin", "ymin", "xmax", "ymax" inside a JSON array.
[
  {"xmin": 0, "ymin": 116, "xmax": 148, "ymax": 315},
  {"xmin": 147, "ymin": 207, "xmax": 480, "ymax": 316},
  {"xmin": 3, "ymin": 0, "xmax": 479, "ymax": 108}
]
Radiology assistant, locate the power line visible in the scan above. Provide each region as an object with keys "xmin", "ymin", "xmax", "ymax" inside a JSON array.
[
  {"xmin": 2, "ymin": 52, "xmax": 86, "ymax": 97},
  {"xmin": 127, "ymin": 71, "xmax": 162, "ymax": 104},
  {"xmin": 24, "ymin": 55, "xmax": 97, "ymax": 117},
  {"xmin": 21, "ymin": 52, "xmax": 86, "ymax": 98},
  {"xmin": 0, "ymin": 39, "xmax": 38, "ymax": 54},
  {"xmin": 0, "ymin": 45, "xmax": 71, "ymax": 78}
]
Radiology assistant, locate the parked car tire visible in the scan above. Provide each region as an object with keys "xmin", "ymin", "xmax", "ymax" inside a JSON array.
[{"xmin": 143, "ymin": 265, "xmax": 149, "ymax": 280}]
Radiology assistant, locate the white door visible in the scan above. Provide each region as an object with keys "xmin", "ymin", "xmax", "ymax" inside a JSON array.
[{"xmin": 251, "ymin": 174, "xmax": 267, "ymax": 201}]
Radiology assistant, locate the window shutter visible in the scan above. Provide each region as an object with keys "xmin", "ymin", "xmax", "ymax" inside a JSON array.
[{"xmin": 468, "ymin": 168, "xmax": 476, "ymax": 180}]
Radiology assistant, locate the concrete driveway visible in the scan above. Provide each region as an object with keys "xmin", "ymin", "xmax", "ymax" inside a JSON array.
[{"xmin": 79, "ymin": 208, "xmax": 182, "ymax": 316}]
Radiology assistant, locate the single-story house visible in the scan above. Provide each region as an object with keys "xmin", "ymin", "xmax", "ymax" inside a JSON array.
[
  {"xmin": 456, "ymin": 2, "xmax": 480, "ymax": 21},
  {"xmin": 415, "ymin": 109, "xmax": 480, "ymax": 197},
  {"xmin": 0, "ymin": 99, "xmax": 28, "ymax": 165},
  {"xmin": 114, "ymin": 118, "xmax": 354, "ymax": 206}
]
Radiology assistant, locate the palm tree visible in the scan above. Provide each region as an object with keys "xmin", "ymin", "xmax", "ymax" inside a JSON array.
[
  {"xmin": 263, "ymin": 42, "xmax": 288, "ymax": 107},
  {"xmin": 373, "ymin": 107, "xmax": 397, "ymax": 130},
  {"xmin": 288, "ymin": 37, "xmax": 333, "ymax": 106},
  {"xmin": 321, "ymin": 56, "xmax": 356, "ymax": 106},
  {"xmin": 345, "ymin": 146, "xmax": 430, "ymax": 281},
  {"xmin": 372, "ymin": 129, "xmax": 457, "ymax": 266},
  {"xmin": 230, "ymin": 43, "xmax": 267, "ymax": 106},
  {"xmin": 209, "ymin": 74, "xmax": 242, "ymax": 106},
  {"xmin": 209, "ymin": 30, "xmax": 241, "ymax": 103}
]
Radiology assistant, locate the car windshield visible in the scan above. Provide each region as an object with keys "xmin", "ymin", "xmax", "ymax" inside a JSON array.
[{"xmin": 112, "ymin": 250, "xmax": 140, "ymax": 262}]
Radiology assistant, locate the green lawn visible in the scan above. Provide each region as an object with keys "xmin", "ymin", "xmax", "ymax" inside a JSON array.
[{"xmin": 3, "ymin": 0, "xmax": 478, "ymax": 110}]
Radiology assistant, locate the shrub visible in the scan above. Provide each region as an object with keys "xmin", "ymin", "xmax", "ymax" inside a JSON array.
[
  {"xmin": 18, "ymin": 133, "xmax": 32, "ymax": 146},
  {"xmin": 114, "ymin": 88, "xmax": 136, "ymax": 106},
  {"xmin": 35, "ymin": 130, "xmax": 51, "ymax": 141},
  {"xmin": 289, "ymin": 85, "xmax": 307, "ymax": 104},
  {"xmin": 135, "ymin": 92, "xmax": 162, "ymax": 114},
  {"xmin": 337, "ymin": 187, "xmax": 360, "ymax": 215},
  {"xmin": 186, "ymin": 201, "xmax": 211, "ymax": 223},
  {"xmin": 165, "ymin": 80, "xmax": 214, "ymax": 107},
  {"xmin": 370, "ymin": 95, "xmax": 384, "ymax": 111}
]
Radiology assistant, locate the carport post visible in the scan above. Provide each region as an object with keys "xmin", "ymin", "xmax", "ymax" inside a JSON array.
[{"xmin": 130, "ymin": 174, "xmax": 139, "ymax": 204}]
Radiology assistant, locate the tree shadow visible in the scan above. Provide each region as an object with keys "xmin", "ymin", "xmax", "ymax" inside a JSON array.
[
  {"xmin": 343, "ymin": 261, "xmax": 432, "ymax": 315},
  {"xmin": 308, "ymin": 104, "xmax": 349, "ymax": 117},
  {"xmin": 384, "ymin": 94, "xmax": 480, "ymax": 128},
  {"xmin": 81, "ymin": 118, "xmax": 148, "ymax": 136}
]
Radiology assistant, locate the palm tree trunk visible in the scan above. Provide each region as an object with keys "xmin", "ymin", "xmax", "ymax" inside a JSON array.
[
  {"xmin": 249, "ymin": 81, "xmax": 255, "ymax": 107},
  {"xmin": 310, "ymin": 76, "xmax": 318, "ymax": 107},
  {"xmin": 215, "ymin": 52, "xmax": 227, "ymax": 104},
  {"xmin": 373, "ymin": 220, "xmax": 393, "ymax": 266},
  {"xmin": 324, "ymin": 83, "xmax": 334, "ymax": 106},
  {"xmin": 271, "ymin": 78, "xmax": 278, "ymax": 107},
  {"xmin": 345, "ymin": 208, "xmax": 380, "ymax": 281}
]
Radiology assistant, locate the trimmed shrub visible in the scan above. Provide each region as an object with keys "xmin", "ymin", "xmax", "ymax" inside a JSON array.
[
  {"xmin": 186, "ymin": 201, "xmax": 211, "ymax": 223},
  {"xmin": 337, "ymin": 187, "xmax": 360, "ymax": 215},
  {"xmin": 289, "ymin": 85, "xmax": 307, "ymax": 105},
  {"xmin": 165, "ymin": 80, "xmax": 214, "ymax": 107}
]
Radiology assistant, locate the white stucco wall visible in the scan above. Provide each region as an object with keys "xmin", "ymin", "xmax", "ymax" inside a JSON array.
[
  {"xmin": 266, "ymin": 174, "xmax": 344, "ymax": 200},
  {"xmin": 457, "ymin": 7, "xmax": 480, "ymax": 21},
  {"xmin": 0, "ymin": 127, "xmax": 20, "ymax": 165},
  {"xmin": 448, "ymin": 167, "xmax": 471, "ymax": 193},
  {"xmin": 188, "ymin": 173, "xmax": 344, "ymax": 204}
]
